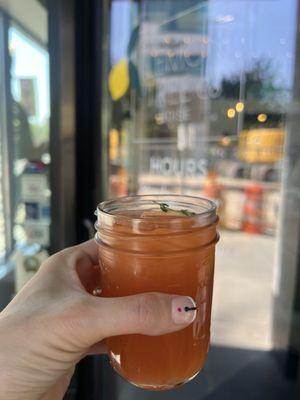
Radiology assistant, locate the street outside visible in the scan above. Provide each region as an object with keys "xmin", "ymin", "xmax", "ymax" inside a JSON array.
[{"xmin": 212, "ymin": 230, "xmax": 275, "ymax": 350}]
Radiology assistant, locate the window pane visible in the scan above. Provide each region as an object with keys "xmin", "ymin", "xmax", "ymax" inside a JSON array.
[
  {"xmin": 102, "ymin": 0, "xmax": 299, "ymax": 398},
  {"xmin": 9, "ymin": 25, "xmax": 50, "ymax": 251}
]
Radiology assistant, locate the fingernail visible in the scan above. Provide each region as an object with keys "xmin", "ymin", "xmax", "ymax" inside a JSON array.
[{"xmin": 172, "ymin": 296, "xmax": 197, "ymax": 325}]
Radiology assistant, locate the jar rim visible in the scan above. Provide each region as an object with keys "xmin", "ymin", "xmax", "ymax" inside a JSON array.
[{"xmin": 96, "ymin": 194, "xmax": 217, "ymax": 227}]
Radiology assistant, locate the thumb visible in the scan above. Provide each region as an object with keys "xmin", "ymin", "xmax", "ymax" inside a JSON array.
[{"xmin": 81, "ymin": 292, "xmax": 197, "ymax": 344}]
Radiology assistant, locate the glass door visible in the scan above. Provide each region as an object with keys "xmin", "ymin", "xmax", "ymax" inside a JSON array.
[
  {"xmin": 0, "ymin": 1, "xmax": 50, "ymax": 304},
  {"xmin": 8, "ymin": 22, "xmax": 50, "ymax": 291},
  {"xmin": 9, "ymin": 24, "xmax": 50, "ymax": 245},
  {"xmin": 100, "ymin": 0, "xmax": 300, "ymax": 398}
]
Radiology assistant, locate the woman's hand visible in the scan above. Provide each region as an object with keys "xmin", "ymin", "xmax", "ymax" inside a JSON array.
[{"xmin": 0, "ymin": 240, "xmax": 196, "ymax": 400}]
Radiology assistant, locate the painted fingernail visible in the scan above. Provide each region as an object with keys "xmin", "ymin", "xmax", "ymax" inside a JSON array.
[{"xmin": 172, "ymin": 296, "xmax": 197, "ymax": 325}]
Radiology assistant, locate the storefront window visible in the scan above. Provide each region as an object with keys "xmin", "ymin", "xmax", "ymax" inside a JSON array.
[
  {"xmin": 0, "ymin": 1, "xmax": 50, "ymax": 292},
  {"xmin": 104, "ymin": 0, "xmax": 295, "ymax": 200},
  {"xmin": 102, "ymin": 0, "xmax": 299, "ymax": 397},
  {"xmin": 9, "ymin": 25, "xmax": 50, "ymax": 250}
]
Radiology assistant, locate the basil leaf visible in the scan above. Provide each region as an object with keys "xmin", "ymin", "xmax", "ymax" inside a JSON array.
[{"xmin": 159, "ymin": 203, "xmax": 170, "ymax": 212}]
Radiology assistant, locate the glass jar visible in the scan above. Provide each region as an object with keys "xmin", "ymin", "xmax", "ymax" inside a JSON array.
[{"xmin": 95, "ymin": 195, "xmax": 218, "ymax": 391}]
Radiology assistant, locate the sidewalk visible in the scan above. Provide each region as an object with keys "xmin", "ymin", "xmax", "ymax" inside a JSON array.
[{"xmin": 212, "ymin": 230, "xmax": 275, "ymax": 350}]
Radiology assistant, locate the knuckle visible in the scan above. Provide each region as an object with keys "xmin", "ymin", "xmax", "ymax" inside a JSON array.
[{"xmin": 135, "ymin": 293, "xmax": 161, "ymax": 333}]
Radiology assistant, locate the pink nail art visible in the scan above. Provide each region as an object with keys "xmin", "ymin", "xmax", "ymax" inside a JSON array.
[{"xmin": 172, "ymin": 296, "xmax": 197, "ymax": 325}]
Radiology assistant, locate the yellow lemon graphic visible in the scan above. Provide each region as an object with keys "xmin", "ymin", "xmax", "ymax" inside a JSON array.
[{"xmin": 108, "ymin": 59, "xmax": 129, "ymax": 101}]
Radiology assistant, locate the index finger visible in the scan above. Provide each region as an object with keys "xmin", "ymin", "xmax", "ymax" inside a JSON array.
[
  {"xmin": 71, "ymin": 240, "xmax": 101, "ymax": 294},
  {"xmin": 75, "ymin": 239, "xmax": 99, "ymax": 265}
]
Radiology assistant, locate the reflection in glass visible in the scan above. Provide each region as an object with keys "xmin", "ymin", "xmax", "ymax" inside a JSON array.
[
  {"xmin": 104, "ymin": 0, "xmax": 296, "ymax": 231},
  {"xmin": 8, "ymin": 26, "xmax": 50, "ymax": 254},
  {"xmin": 102, "ymin": 0, "xmax": 299, "ymax": 397},
  {"xmin": 9, "ymin": 26, "xmax": 49, "ymax": 163}
]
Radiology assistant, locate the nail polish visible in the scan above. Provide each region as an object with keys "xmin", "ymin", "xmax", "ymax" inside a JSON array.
[{"xmin": 172, "ymin": 296, "xmax": 197, "ymax": 325}]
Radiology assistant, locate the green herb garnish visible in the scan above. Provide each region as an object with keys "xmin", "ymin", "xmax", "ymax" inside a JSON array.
[
  {"xmin": 157, "ymin": 202, "xmax": 196, "ymax": 217},
  {"xmin": 180, "ymin": 209, "xmax": 196, "ymax": 217},
  {"xmin": 159, "ymin": 203, "xmax": 170, "ymax": 212}
]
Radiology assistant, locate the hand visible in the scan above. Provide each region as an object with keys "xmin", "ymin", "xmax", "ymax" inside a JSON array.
[{"xmin": 0, "ymin": 240, "xmax": 196, "ymax": 400}]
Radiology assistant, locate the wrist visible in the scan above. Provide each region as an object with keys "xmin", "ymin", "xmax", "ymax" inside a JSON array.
[
  {"xmin": 0, "ymin": 317, "xmax": 15, "ymax": 399},
  {"xmin": 0, "ymin": 316, "xmax": 35, "ymax": 400}
]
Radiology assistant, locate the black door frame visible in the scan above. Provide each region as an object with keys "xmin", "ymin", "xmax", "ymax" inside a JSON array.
[
  {"xmin": 49, "ymin": 0, "xmax": 76, "ymax": 253},
  {"xmin": 74, "ymin": 0, "xmax": 104, "ymax": 244},
  {"xmin": 49, "ymin": 0, "xmax": 105, "ymax": 251},
  {"xmin": 49, "ymin": 1, "xmax": 105, "ymax": 399}
]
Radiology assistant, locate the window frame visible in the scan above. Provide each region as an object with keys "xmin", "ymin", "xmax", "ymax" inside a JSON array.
[{"xmin": 0, "ymin": 10, "xmax": 14, "ymax": 274}]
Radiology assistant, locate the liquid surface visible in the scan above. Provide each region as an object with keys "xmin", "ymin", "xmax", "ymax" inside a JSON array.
[{"xmin": 98, "ymin": 210, "xmax": 217, "ymax": 390}]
